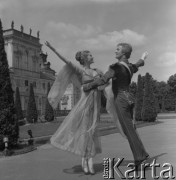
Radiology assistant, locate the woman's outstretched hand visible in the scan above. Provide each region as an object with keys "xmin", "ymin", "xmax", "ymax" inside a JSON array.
[
  {"xmin": 141, "ymin": 51, "xmax": 149, "ymax": 61},
  {"xmin": 45, "ymin": 41, "xmax": 55, "ymax": 51},
  {"xmin": 45, "ymin": 41, "xmax": 51, "ymax": 48}
]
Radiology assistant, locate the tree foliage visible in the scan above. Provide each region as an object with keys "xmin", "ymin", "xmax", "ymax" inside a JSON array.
[
  {"xmin": 26, "ymin": 83, "xmax": 38, "ymax": 123},
  {"xmin": 155, "ymin": 81, "xmax": 170, "ymax": 112},
  {"xmin": 142, "ymin": 73, "xmax": 157, "ymax": 122},
  {"xmin": 135, "ymin": 75, "xmax": 144, "ymax": 121},
  {"xmin": 167, "ymin": 74, "xmax": 176, "ymax": 111},
  {"xmin": 44, "ymin": 83, "xmax": 54, "ymax": 122},
  {"xmin": 167, "ymin": 74, "xmax": 176, "ymax": 92},
  {"xmin": 15, "ymin": 87, "xmax": 23, "ymax": 120},
  {"xmin": 0, "ymin": 20, "xmax": 19, "ymax": 148},
  {"xmin": 129, "ymin": 81, "xmax": 137, "ymax": 97}
]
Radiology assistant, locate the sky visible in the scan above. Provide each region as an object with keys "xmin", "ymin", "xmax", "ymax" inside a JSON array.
[{"xmin": 1, "ymin": 0, "xmax": 176, "ymax": 82}]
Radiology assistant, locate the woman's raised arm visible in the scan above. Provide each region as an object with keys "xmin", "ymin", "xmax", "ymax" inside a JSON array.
[{"xmin": 45, "ymin": 41, "xmax": 69, "ymax": 64}]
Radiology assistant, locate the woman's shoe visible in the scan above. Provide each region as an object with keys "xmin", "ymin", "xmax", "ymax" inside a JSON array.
[
  {"xmin": 88, "ymin": 158, "xmax": 95, "ymax": 175},
  {"xmin": 82, "ymin": 158, "xmax": 89, "ymax": 175}
]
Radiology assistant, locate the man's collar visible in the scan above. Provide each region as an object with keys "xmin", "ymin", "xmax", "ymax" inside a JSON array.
[{"xmin": 119, "ymin": 57, "xmax": 129, "ymax": 64}]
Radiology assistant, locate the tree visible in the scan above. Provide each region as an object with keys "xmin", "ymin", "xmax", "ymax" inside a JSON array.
[
  {"xmin": 135, "ymin": 75, "xmax": 144, "ymax": 121},
  {"xmin": 142, "ymin": 73, "xmax": 157, "ymax": 122},
  {"xmin": 44, "ymin": 83, "xmax": 54, "ymax": 122},
  {"xmin": 151, "ymin": 80, "xmax": 160, "ymax": 113},
  {"xmin": 0, "ymin": 19, "xmax": 19, "ymax": 148},
  {"xmin": 167, "ymin": 74, "xmax": 176, "ymax": 91},
  {"xmin": 129, "ymin": 81, "xmax": 137, "ymax": 97},
  {"xmin": 168, "ymin": 74, "xmax": 176, "ymax": 111},
  {"xmin": 156, "ymin": 81, "xmax": 169, "ymax": 112},
  {"xmin": 15, "ymin": 87, "xmax": 23, "ymax": 120},
  {"xmin": 164, "ymin": 92, "xmax": 175, "ymax": 111},
  {"xmin": 26, "ymin": 83, "xmax": 38, "ymax": 123}
]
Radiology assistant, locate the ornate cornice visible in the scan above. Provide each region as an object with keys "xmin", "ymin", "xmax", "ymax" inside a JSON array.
[{"xmin": 3, "ymin": 29, "xmax": 42, "ymax": 48}]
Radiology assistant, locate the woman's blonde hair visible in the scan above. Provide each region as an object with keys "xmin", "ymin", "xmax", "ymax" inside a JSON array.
[{"xmin": 75, "ymin": 50, "xmax": 90, "ymax": 65}]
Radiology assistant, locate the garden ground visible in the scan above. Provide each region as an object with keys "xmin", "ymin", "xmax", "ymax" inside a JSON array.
[{"xmin": 0, "ymin": 113, "xmax": 176, "ymax": 180}]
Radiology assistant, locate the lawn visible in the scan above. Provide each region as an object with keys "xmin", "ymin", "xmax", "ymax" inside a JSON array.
[
  {"xmin": 19, "ymin": 114, "xmax": 161, "ymax": 140},
  {"xmin": 19, "ymin": 116, "xmax": 112, "ymax": 139}
]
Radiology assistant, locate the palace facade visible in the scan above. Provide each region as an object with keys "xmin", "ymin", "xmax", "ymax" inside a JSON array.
[{"xmin": 3, "ymin": 22, "xmax": 80, "ymax": 117}]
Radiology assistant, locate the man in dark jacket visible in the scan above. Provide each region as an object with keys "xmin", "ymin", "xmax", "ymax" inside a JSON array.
[{"xmin": 83, "ymin": 43, "xmax": 149, "ymax": 166}]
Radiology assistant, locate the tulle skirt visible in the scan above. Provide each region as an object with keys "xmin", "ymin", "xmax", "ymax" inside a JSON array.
[{"xmin": 50, "ymin": 88, "xmax": 102, "ymax": 158}]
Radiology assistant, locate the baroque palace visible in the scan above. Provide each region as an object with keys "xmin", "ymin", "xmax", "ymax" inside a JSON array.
[{"xmin": 3, "ymin": 21, "xmax": 80, "ymax": 117}]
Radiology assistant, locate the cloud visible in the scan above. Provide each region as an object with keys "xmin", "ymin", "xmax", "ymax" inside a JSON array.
[
  {"xmin": 46, "ymin": 22, "xmax": 146, "ymax": 52},
  {"xmin": 47, "ymin": 22, "xmax": 101, "ymax": 39},
  {"xmin": 89, "ymin": 0, "xmax": 129, "ymax": 3},
  {"xmin": 26, "ymin": 0, "xmax": 130, "ymax": 6},
  {"xmin": 0, "ymin": 0, "xmax": 9, "ymax": 17},
  {"xmin": 0, "ymin": 0, "xmax": 23, "ymax": 21},
  {"xmin": 77, "ymin": 29, "xmax": 146, "ymax": 51},
  {"xmin": 157, "ymin": 52, "xmax": 176, "ymax": 67},
  {"xmin": 1, "ymin": 0, "xmax": 131, "ymax": 9}
]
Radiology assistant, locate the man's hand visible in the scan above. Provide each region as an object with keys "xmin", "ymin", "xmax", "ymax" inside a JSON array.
[
  {"xmin": 141, "ymin": 51, "xmax": 149, "ymax": 61},
  {"xmin": 83, "ymin": 84, "xmax": 91, "ymax": 92},
  {"xmin": 83, "ymin": 79, "xmax": 100, "ymax": 92},
  {"xmin": 97, "ymin": 83, "xmax": 109, "ymax": 91}
]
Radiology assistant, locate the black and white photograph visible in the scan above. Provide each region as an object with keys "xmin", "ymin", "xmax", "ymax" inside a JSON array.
[{"xmin": 0, "ymin": 0, "xmax": 176, "ymax": 179}]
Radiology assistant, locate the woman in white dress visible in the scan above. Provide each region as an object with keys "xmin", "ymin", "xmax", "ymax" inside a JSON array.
[{"xmin": 45, "ymin": 41, "xmax": 102, "ymax": 175}]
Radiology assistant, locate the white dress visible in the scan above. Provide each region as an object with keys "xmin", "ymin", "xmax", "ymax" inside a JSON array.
[{"xmin": 50, "ymin": 63, "xmax": 102, "ymax": 157}]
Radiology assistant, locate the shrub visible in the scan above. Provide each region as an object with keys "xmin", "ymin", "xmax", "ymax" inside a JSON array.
[
  {"xmin": 135, "ymin": 75, "xmax": 144, "ymax": 121},
  {"xmin": 26, "ymin": 83, "xmax": 38, "ymax": 123},
  {"xmin": 0, "ymin": 20, "xmax": 19, "ymax": 148},
  {"xmin": 15, "ymin": 87, "xmax": 23, "ymax": 120},
  {"xmin": 44, "ymin": 83, "xmax": 54, "ymax": 122},
  {"xmin": 142, "ymin": 73, "xmax": 157, "ymax": 122}
]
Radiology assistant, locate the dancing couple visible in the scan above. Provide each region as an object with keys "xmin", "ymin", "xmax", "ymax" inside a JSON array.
[{"xmin": 45, "ymin": 41, "xmax": 149, "ymax": 175}]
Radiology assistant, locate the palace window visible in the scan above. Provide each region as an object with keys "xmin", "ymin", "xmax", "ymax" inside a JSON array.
[
  {"xmin": 16, "ymin": 56, "xmax": 20, "ymax": 68},
  {"xmin": 33, "ymin": 81, "xmax": 36, "ymax": 88},
  {"xmin": 16, "ymin": 79, "xmax": 20, "ymax": 87},
  {"xmin": 25, "ymin": 80, "xmax": 28, "ymax": 86},
  {"xmin": 42, "ymin": 83, "xmax": 45, "ymax": 90}
]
